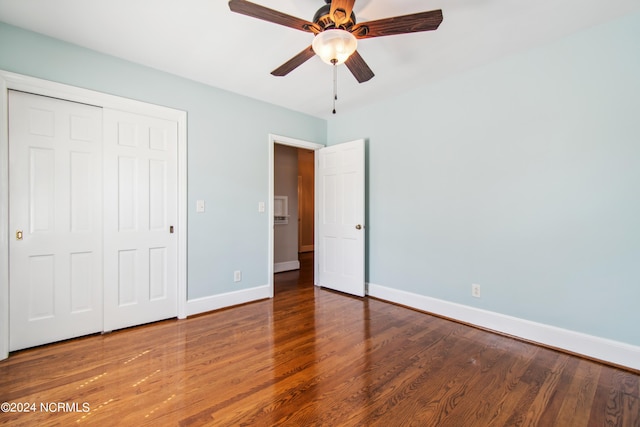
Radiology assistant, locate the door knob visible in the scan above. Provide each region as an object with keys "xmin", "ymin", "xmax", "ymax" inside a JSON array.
[
  {"xmin": 355, "ymin": 224, "xmax": 362, "ymax": 230},
  {"xmin": 16, "ymin": 230, "xmax": 23, "ymax": 240}
]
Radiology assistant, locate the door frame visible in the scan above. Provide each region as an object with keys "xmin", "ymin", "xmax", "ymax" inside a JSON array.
[
  {"xmin": 0, "ymin": 70, "xmax": 188, "ymax": 360},
  {"xmin": 268, "ymin": 134, "xmax": 324, "ymax": 296}
]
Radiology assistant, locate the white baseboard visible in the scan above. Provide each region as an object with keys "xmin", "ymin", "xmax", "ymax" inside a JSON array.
[
  {"xmin": 368, "ymin": 283, "xmax": 640, "ymax": 371},
  {"xmin": 186, "ymin": 285, "xmax": 271, "ymax": 317},
  {"xmin": 274, "ymin": 260, "xmax": 300, "ymax": 273}
]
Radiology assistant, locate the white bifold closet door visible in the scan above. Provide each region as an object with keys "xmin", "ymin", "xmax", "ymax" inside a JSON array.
[
  {"xmin": 8, "ymin": 91, "xmax": 179, "ymax": 351},
  {"xmin": 8, "ymin": 90, "xmax": 103, "ymax": 350}
]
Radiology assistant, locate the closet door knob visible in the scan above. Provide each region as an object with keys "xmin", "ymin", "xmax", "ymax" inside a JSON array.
[{"xmin": 355, "ymin": 224, "xmax": 362, "ymax": 230}]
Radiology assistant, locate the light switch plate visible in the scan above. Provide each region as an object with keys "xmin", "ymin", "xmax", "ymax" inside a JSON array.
[
  {"xmin": 258, "ymin": 201, "xmax": 265, "ymax": 213},
  {"xmin": 196, "ymin": 200, "xmax": 205, "ymax": 213}
]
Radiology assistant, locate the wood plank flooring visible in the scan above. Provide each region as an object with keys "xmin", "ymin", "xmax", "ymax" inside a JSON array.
[{"xmin": 1, "ymin": 253, "xmax": 639, "ymax": 426}]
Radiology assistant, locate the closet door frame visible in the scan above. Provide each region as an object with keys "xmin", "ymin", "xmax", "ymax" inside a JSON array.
[{"xmin": 0, "ymin": 70, "xmax": 188, "ymax": 360}]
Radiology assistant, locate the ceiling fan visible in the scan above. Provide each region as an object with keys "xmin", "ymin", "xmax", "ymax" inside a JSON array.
[{"xmin": 228, "ymin": 0, "xmax": 444, "ymax": 83}]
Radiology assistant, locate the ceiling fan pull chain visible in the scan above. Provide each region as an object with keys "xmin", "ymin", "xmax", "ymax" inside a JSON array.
[{"xmin": 332, "ymin": 59, "xmax": 338, "ymax": 114}]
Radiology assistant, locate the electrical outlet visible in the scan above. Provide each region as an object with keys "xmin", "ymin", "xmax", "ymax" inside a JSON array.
[
  {"xmin": 472, "ymin": 284, "xmax": 481, "ymax": 298},
  {"xmin": 234, "ymin": 271, "xmax": 242, "ymax": 282}
]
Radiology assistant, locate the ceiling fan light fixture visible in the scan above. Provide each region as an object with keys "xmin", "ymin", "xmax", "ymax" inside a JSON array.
[{"xmin": 312, "ymin": 29, "xmax": 357, "ymax": 65}]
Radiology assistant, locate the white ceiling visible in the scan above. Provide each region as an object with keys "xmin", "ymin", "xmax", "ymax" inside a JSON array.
[{"xmin": 1, "ymin": 0, "xmax": 639, "ymax": 119}]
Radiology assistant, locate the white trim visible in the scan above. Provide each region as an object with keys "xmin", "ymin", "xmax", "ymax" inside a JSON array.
[
  {"xmin": 176, "ymin": 103, "xmax": 188, "ymax": 320},
  {"xmin": 274, "ymin": 260, "xmax": 300, "ymax": 273},
  {"xmin": 368, "ymin": 283, "xmax": 640, "ymax": 371},
  {"xmin": 268, "ymin": 134, "xmax": 324, "ymax": 298},
  {"xmin": 1, "ymin": 71, "xmax": 182, "ymax": 119},
  {"xmin": 0, "ymin": 76, "xmax": 8, "ymax": 360},
  {"xmin": 0, "ymin": 70, "xmax": 188, "ymax": 360},
  {"xmin": 186, "ymin": 285, "xmax": 271, "ymax": 317}
]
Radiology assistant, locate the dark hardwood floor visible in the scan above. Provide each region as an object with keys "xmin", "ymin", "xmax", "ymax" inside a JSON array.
[{"xmin": 1, "ymin": 252, "xmax": 638, "ymax": 426}]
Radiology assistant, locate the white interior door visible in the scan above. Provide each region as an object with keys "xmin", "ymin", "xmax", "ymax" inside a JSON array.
[
  {"xmin": 8, "ymin": 90, "xmax": 103, "ymax": 351},
  {"xmin": 317, "ymin": 139, "xmax": 365, "ymax": 297},
  {"xmin": 103, "ymin": 109, "xmax": 178, "ymax": 331}
]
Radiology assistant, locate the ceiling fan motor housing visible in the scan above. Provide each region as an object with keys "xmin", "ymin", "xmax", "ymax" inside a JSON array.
[{"xmin": 313, "ymin": 4, "xmax": 356, "ymax": 31}]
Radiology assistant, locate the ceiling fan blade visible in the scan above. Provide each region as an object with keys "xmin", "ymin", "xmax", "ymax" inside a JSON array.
[
  {"xmin": 229, "ymin": 0, "xmax": 320, "ymax": 33},
  {"xmin": 345, "ymin": 51, "xmax": 374, "ymax": 83},
  {"xmin": 330, "ymin": 0, "xmax": 355, "ymax": 27},
  {"xmin": 271, "ymin": 46, "xmax": 316, "ymax": 77},
  {"xmin": 351, "ymin": 9, "xmax": 443, "ymax": 39}
]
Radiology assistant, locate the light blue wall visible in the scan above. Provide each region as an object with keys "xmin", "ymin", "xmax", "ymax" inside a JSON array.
[
  {"xmin": 328, "ymin": 11, "xmax": 640, "ymax": 345},
  {"xmin": 0, "ymin": 22, "xmax": 326, "ymax": 300}
]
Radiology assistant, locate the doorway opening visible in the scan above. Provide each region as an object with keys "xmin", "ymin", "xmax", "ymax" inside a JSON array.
[
  {"xmin": 273, "ymin": 144, "xmax": 315, "ymax": 294},
  {"xmin": 267, "ymin": 135, "xmax": 323, "ymax": 298}
]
